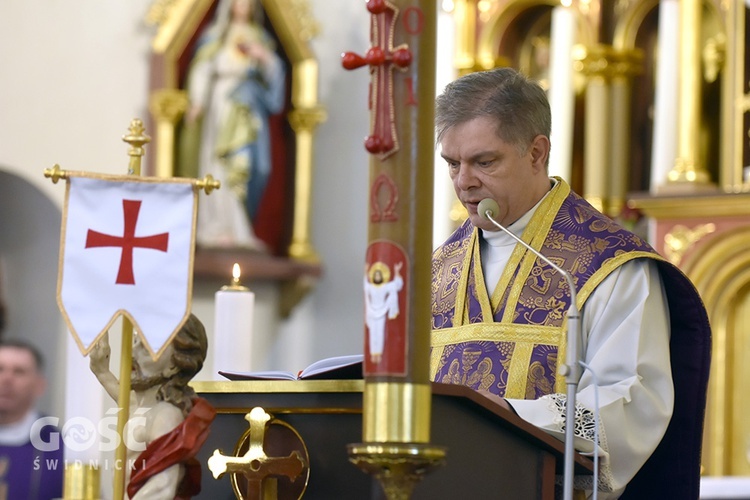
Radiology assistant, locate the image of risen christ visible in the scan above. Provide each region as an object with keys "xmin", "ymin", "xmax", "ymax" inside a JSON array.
[{"xmin": 363, "ymin": 261, "xmax": 403, "ymax": 364}]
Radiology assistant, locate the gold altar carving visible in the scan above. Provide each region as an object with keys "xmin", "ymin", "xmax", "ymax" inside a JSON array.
[
  {"xmin": 679, "ymin": 225, "xmax": 750, "ymax": 475},
  {"xmin": 208, "ymin": 406, "xmax": 310, "ymax": 500},
  {"xmin": 147, "ymin": 0, "xmax": 326, "ymax": 314},
  {"xmin": 630, "ymin": 192, "xmax": 750, "ymax": 475},
  {"xmin": 663, "ymin": 223, "xmax": 716, "ymax": 266}
]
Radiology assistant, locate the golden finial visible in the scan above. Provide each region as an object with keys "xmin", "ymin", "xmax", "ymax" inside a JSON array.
[
  {"xmin": 121, "ymin": 119, "xmax": 151, "ymax": 176},
  {"xmin": 195, "ymin": 174, "xmax": 221, "ymax": 195},
  {"xmin": 43, "ymin": 164, "xmax": 68, "ymax": 184}
]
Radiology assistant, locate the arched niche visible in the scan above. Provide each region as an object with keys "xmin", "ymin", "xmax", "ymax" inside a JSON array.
[
  {"xmin": 147, "ymin": 0, "xmax": 326, "ymax": 315},
  {"xmin": 0, "ymin": 168, "xmax": 65, "ymax": 418},
  {"xmin": 681, "ymin": 226, "xmax": 750, "ymax": 475}
]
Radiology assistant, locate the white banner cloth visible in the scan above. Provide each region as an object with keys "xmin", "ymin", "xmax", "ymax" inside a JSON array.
[{"xmin": 58, "ymin": 175, "xmax": 196, "ymax": 357}]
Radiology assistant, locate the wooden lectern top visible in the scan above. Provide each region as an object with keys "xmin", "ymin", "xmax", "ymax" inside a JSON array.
[{"xmin": 191, "ymin": 379, "xmax": 593, "ymax": 499}]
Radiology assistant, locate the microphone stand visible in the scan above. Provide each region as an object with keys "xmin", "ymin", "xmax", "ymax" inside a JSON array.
[{"xmin": 479, "ymin": 201, "xmax": 581, "ymax": 500}]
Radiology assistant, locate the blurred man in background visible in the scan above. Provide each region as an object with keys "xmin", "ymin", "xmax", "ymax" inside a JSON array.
[{"xmin": 0, "ymin": 340, "xmax": 64, "ymax": 499}]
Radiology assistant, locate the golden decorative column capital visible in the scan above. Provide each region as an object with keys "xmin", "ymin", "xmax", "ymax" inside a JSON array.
[
  {"xmin": 609, "ymin": 48, "xmax": 644, "ymax": 79},
  {"xmin": 147, "ymin": 89, "xmax": 188, "ymax": 178},
  {"xmin": 287, "ymin": 106, "xmax": 328, "ymax": 132},
  {"xmin": 574, "ymin": 45, "xmax": 642, "ymax": 80},
  {"xmin": 148, "ymin": 88, "xmax": 189, "ymax": 124},
  {"xmin": 573, "ymin": 44, "xmax": 613, "ymax": 78}
]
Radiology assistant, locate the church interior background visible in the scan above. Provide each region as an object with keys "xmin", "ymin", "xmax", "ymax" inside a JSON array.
[{"xmin": 1, "ymin": 0, "xmax": 749, "ymax": 495}]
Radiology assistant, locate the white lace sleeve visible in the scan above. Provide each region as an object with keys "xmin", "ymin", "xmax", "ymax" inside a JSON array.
[{"xmin": 506, "ymin": 260, "xmax": 673, "ymax": 498}]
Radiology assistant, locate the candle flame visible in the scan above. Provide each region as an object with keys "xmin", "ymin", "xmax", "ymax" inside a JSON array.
[{"xmin": 232, "ymin": 263, "xmax": 241, "ymax": 281}]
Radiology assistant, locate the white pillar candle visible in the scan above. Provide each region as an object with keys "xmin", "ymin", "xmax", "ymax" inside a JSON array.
[
  {"xmin": 434, "ymin": 5, "xmax": 458, "ymax": 248},
  {"xmin": 548, "ymin": 2, "xmax": 577, "ymax": 183},
  {"xmin": 650, "ymin": 0, "xmax": 679, "ymax": 191},
  {"xmin": 212, "ymin": 263, "xmax": 255, "ymax": 378}
]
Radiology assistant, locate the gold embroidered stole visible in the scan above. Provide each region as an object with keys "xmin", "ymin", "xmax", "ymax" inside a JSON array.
[{"xmin": 431, "ymin": 181, "xmax": 570, "ymax": 397}]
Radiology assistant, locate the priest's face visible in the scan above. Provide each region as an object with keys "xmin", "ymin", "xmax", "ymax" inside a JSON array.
[
  {"xmin": 0, "ymin": 346, "xmax": 45, "ymax": 424},
  {"xmin": 439, "ymin": 116, "xmax": 551, "ymax": 230}
]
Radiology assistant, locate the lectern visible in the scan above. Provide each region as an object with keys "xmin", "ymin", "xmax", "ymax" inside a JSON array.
[{"xmin": 191, "ymin": 380, "xmax": 593, "ymax": 499}]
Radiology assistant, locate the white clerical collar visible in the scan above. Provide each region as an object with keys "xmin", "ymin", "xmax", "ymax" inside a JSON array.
[
  {"xmin": 481, "ymin": 179, "xmax": 556, "ymax": 247},
  {"xmin": 0, "ymin": 410, "xmax": 40, "ymax": 446}
]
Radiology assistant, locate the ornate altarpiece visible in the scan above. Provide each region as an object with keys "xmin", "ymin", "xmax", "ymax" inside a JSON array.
[
  {"xmin": 146, "ymin": 0, "xmax": 326, "ymax": 315},
  {"xmin": 452, "ymin": 0, "xmax": 750, "ymax": 477}
]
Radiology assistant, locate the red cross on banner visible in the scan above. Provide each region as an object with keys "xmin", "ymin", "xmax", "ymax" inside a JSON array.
[
  {"xmin": 57, "ymin": 175, "xmax": 197, "ymax": 357},
  {"xmin": 85, "ymin": 199, "xmax": 169, "ymax": 285}
]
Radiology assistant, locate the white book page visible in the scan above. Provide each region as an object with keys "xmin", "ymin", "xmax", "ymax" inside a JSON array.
[
  {"xmin": 219, "ymin": 354, "xmax": 363, "ymax": 381},
  {"xmin": 218, "ymin": 370, "xmax": 297, "ymax": 381},
  {"xmin": 298, "ymin": 354, "xmax": 363, "ymax": 378}
]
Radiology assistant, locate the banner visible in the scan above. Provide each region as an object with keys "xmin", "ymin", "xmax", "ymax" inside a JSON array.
[{"xmin": 58, "ymin": 174, "xmax": 197, "ymax": 357}]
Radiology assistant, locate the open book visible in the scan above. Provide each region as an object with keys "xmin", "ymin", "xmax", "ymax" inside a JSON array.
[{"xmin": 219, "ymin": 354, "xmax": 363, "ymax": 381}]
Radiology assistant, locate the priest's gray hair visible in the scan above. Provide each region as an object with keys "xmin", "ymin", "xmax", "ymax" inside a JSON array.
[{"xmin": 435, "ymin": 67, "xmax": 551, "ymax": 161}]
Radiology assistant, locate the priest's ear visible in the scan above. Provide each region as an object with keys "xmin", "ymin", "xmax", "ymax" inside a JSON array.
[{"xmin": 529, "ymin": 134, "xmax": 550, "ymax": 172}]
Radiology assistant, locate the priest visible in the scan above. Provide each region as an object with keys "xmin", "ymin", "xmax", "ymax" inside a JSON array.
[{"xmin": 430, "ymin": 67, "xmax": 711, "ymax": 499}]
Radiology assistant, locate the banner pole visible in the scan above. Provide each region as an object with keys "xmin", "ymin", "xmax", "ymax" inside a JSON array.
[{"xmin": 112, "ymin": 119, "xmax": 151, "ymax": 500}]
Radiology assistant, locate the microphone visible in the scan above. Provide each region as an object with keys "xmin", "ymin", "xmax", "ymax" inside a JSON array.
[{"xmin": 478, "ymin": 198, "xmax": 582, "ymax": 500}]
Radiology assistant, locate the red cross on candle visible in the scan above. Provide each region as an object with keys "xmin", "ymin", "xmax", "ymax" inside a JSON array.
[
  {"xmin": 85, "ymin": 199, "xmax": 169, "ymax": 285},
  {"xmin": 342, "ymin": 0, "xmax": 412, "ymax": 159}
]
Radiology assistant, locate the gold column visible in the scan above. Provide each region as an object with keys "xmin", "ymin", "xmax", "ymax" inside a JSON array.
[
  {"xmin": 575, "ymin": 45, "xmax": 611, "ymax": 213},
  {"xmin": 665, "ymin": 0, "xmax": 712, "ymax": 188},
  {"xmin": 279, "ymin": 58, "xmax": 327, "ymax": 316},
  {"xmin": 608, "ymin": 49, "xmax": 643, "ymax": 216},
  {"xmin": 720, "ymin": 0, "xmax": 746, "ymax": 191},
  {"xmin": 454, "ymin": 0, "xmax": 478, "ymax": 75},
  {"xmin": 148, "ymin": 89, "xmax": 189, "ymax": 178},
  {"xmin": 288, "ymin": 54, "xmax": 326, "ymax": 263},
  {"xmin": 287, "ymin": 105, "xmax": 327, "ymax": 262},
  {"xmin": 63, "ymin": 464, "xmax": 101, "ymax": 500}
]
